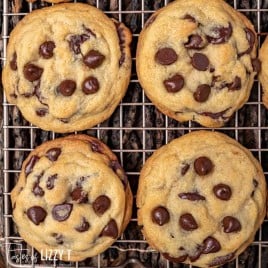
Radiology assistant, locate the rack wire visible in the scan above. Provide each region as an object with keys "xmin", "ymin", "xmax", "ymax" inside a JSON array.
[{"xmin": 1, "ymin": 0, "xmax": 268, "ymax": 267}]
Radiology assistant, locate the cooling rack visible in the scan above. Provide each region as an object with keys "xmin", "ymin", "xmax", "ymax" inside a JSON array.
[{"xmin": 1, "ymin": 0, "xmax": 268, "ymax": 267}]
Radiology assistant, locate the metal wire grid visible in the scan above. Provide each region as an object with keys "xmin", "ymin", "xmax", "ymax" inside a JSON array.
[{"xmin": 1, "ymin": 0, "xmax": 268, "ymax": 267}]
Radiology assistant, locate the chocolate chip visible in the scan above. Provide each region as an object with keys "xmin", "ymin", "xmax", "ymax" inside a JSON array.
[
  {"xmin": 68, "ymin": 34, "xmax": 91, "ymax": 54},
  {"xmin": 39, "ymin": 41, "xmax": 55, "ymax": 59},
  {"xmin": 194, "ymin": 156, "xmax": 213, "ymax": 176},
  {"xmin": 152, "ymin": 206, "xmax": 170, "ymax": 226},
  {"xmin": 10, "ymin": 53, "xmax": 17, "ymax": 70},
  {"xmin": 222, "ymin": 216, "xmax": 241, "ymax": 233},
  {"xmin": 82, "ymin": 76, "xmax": 99, "ymax": 94},
  {"xmin": 164, "ymin": 74, "xmax": 184, "ymax": 93},
  {"xmin": 202, "ymin": 237, "xmax": 221, "ymax": 254},
  {"xmin": 183, "ymin": 14, "xmax": 196, "ymax": 23},
  {"xmin": 252, "ymin": 58, "xmax": 261, "ymax": 73},
  {"xmin": 46, "ymin": 148, "xmax": 61, "ymax": 162},
  {"xmin": 52, "ymin": 203, "xmax": 73, "ymax": 222},
  {"xmin": 83, "ymin": 50, "xmax": 105, "ymax": 68},
  {"xmin": 162, "ymin": 253, "xmax": 188, "ymax": 263},
  {"xmin": 179, "ymin": 213, "xmax": 198, "ymax": 231},
  {"xmin": 32, "ymin": 182, "xmax": 44, "ymax": 196},
  {"xmin": 178, "ymin": 192, "xmax": 206, "ymax": 201},
  {"xmin": 71, "ymin": 187, "xmax": 88, "ymax": 203},
  {"xmin": 213, "ymin": 184, "xmax": 232, "ymax": 200},
  {"xmin": 25, "ymin": 155, "xmax": 40, "ymax": 177},
  {"xmin": 114, "ymin": 22, "xmax": 126, "ymax": 66},
  {"xmin": 93, "ymin": 195, "xmax": 111, "ymax": 216},
  {"xmin": 189, "ymin": 246, "xmax": 203, "ymax": 262},
  {"xmin": 36, "ymin": 108, "xmax": 48, "ymax": 117},
  {"xmin": 208, "ymin": 252, "xmax": 235, "ymax": 267},
  {"xmin": 90, "ymin": 140, "xmax": 103, "ymax": 153},
  {"xmin": 228, "ymin": 76, "xmax": 241, "ymax": 91},
  {"xmin": 46, "ymin": 174, "xmax": 57, "ymax": 190},
  {"xmin": 27, "ymin": 206, "xmax": 47, "ymax": 225},
  {"xmin": 100, "ymin": 219, "xmax": 118, "ymax": 238},
  {"xmin": 184, "ymin": 34, "xmax": 205, "ymax": 49},
  {"xmin": 23, "ymin": 63, "xmax": 43, "ymax": 82},
  {"xmin": 191, "ymin": 53, "xmax": 209, "ymax": 71},
  {"xmin": 253, "ymin": 179, "xmax": 259, "ymax": 188},
  {"xmin": 245, "ymin": 28, "xmax": 255, "ymax": 54},
  {"xmin": 57, "ymin": 80, "xmax": 76, "ymax": 96},
  {"xmin": 199, "ymin": 108, "xmax": 230, "ymax": 119},
  {"xmin": 75, "ymin": 217, "xmax": 90, "ymax": 232},
  {"xmin": 206, "ymin": 23, "xmax": 232, "ymax": 44},
  {"xmin": 155, "ymin": 48, "xmax": 178, "ymax": 65},
  {"xmin": 181, "ymin": 164, "xmax": 190, "ymax": 176},
  {"xmin": 194, "ymin": 84, "xmax": 211, "ymax": 102}
]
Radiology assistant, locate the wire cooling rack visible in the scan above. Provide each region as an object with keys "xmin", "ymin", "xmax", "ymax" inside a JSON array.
[{"xmin": 1, "ymin": 0, "xmax": 268, "ymax": 267}]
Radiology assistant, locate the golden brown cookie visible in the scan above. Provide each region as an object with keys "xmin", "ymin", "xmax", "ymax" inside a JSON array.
[
  {"xmin": 136, "ymin": 0, "xmax": 259, "ymax": 128},
  {"xmin": 11, "ymin": 134, "xmax": 133, "ymax": 261},
  {"xmin": 137, "ymin": 131, "xmax": 266, "ymax": 267},
  {"xmin": 2, "ymin": 3, "xmax": 131, "ymax": 133}
]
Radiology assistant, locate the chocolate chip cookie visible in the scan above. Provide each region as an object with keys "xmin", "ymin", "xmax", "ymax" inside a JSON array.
[
  {"xmin": 11, "ymin": 135, "xmax": 133, "ymax": 261},
  {"xmin": 2, "ymin": 3, "xmax": 131, "ymax": 133},
  {"xmin": 259, "ymin": 36, "xmax": 268, "ymax": 108},
  {"xmin": 136, "ymin": 0, "xmax": 259, "ymax": 128},
  {"xmin": 137, "ymin": 131, "xmax": 266, "ymax": 267}
]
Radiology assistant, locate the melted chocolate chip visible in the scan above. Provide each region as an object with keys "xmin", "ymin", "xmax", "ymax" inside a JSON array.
[
  {"xmin": 183, "ymin": 14, "xmax": 196, "ymax": 23},
  {"xmin": 181, "ymin": 164, "xmax": 190, "ymax": 176},
  {"xmin": 253, "ymin": 179, "xmax": 259, "ymax": 188},
  {"xmin": 194, "ymin": 156, "xmax": 213, "ymax": 176},
  {"xmin": 152, "ymin": 206, "xmax": 170, "ymax": 226},
  {"xmin": 239, "ymin": 28, "xmax": 255, "ymax": 56},
  {"xmin": 82, "ymin": 76, "xmax": 99, "ymax": 94},
  {"xmin": 83, "ymin": 50, "xmax": 105, "ymax": 68},
  {"xmin": 10, "ymin": 53, "xmax": 17, "ymax": 70},
  {"xmin": 206, "ymin": 23, "xmax": 232, "ymax": 44},
  {"xmin": 90, "ymin": 140, "xmax": 103, "ymax": 153},
  {"xmin": 191, "ymin": 53, "xmax": 209, "ymax": 71},
  {"xmin": 189, "ymin": 246, "xmax": 203, "ymax": 262},
  {"xmin": 179, "ymin": 213, "xmax": 198, "ymax": 231},
  {"xmin": 213, "ymin": 184, "xmax": 232, "ymax": 200},
  {"xmin": 32, "ymin": 182, "xmax": 44, "ymax": 196},
  {"xmin": 52, "ymin": 203, "xmax": 73, "ymax": 222},
  {"xmin": 202, "ymin": 237, "xmax": 221, "ymax": 254},
  {"xmin": 100, "ymin": 219, "xmax": 118, "ymax": 238},
  {"xmin": 93, "ymin": 195, "xmax": 111, "ymax": 216},
  {"xmin": 46, "ymin": 148, "xmax": 61, "ymax": 162},
  {"xmin": 57, "ymin": 80, "xmax": 76, "ymax": 96},
  {"xmin": 162, "ymin": 253, "xmax": 188, "ymax": 263},
  {"xmin": 184, "ymin": 34, "xmax": 205, "ymax": 49},
  {"xmin": 23, "ymin": 63, "xmax": 43, "ymax": 82},
  {"xmin": 252, "ymin": 58, "xmax": 261, "ymax": 73},
  {"xmin": 27, "ymin": 206, "xmax": 47, "ymax": 225},
  {"xmin": 178, "ymin": 192, "xmax": 206, "ymax": 201},
  {"xmin": 199, "ymin": 108, "xmax": 229, "ymax": 119},
  {"xmin": 114, "ymin": 22, "xmax": 126, "ymax": 66},
  {"xmin": 75, "ymin": 217, "xmax": 90, "ymax": 232},
  {"xmin": 164, "ymin": 74, "xmax": 184, "ymax": 93},
  {"xmin": 194, "ymin": 84, "xmax": 211, "ymax": 102},
  {"xmin": 68, "ymin": 33, "xmax": 91, "ymax": 54},
  {"xmin": 71, "ymin": 187, "xmax": 88, "ymax": 203},
  {"xmin": 155, "ymin": 47, "xmax": 178, "ymax": 65},
  {"xmin": 222, "ymin": 216, "xmax": 241, "ymax": 233},
  {"xmin": 46, "ymin": 174, "xmax": 57, "ymax": 190},
  {"xmin": 39, "ymin": 41, "xmax": 55, "ymax": 59},
  {"xmin": 228, "ymin": 76, "xmax": 241, "ymax": 91},
  {"xmin": 25, "ymin": 155, "xmax": 40, "ymax": 177},
  {"xmin": 36, "ymin": 108, "xmax": 48, "ymax": 117},
  {"xmin": 208, "ymin": 252, "xmax": 235, "ymax": 267}
]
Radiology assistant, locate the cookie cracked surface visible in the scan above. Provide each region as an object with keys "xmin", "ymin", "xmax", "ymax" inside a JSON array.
[
  {"xmin": 137, "ymin": 131, "xmax": 266, "ymax": 267},
  {"xmin": 11, "ymin": 134, "xmax": 133, "ymax": 261},
  {"xmin": 136, "ymin": 0, "xmax": 259, "ymax": 127},
  {"xmin": 3, "ymin": 3, "xmax": 132, "ymax": 133}
]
